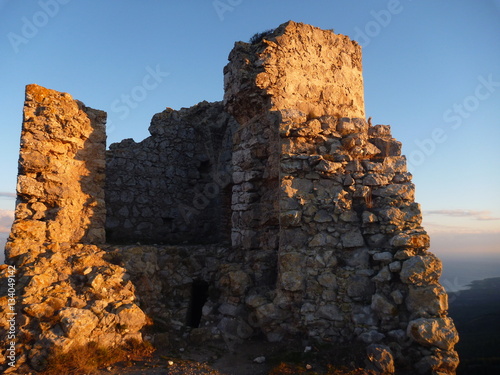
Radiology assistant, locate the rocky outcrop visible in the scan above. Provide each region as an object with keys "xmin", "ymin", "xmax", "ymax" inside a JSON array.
[
  {"xmin": 1, "ymin": 21, "xmax": 458, "ymax": 375},
  {"xmin": 0, "ymin": 245, "xmax": 147, "ymax": 371}
]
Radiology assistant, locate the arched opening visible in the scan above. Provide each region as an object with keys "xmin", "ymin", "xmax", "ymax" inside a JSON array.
[{"xmin": 186, "ymin": 280, "xmax": 209, "ymax": 328}]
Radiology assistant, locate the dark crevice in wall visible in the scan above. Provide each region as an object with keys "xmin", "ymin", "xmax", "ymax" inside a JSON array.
[{"xmin": 186, "ymin": 280, "xmax": 209, "ymax": 328}]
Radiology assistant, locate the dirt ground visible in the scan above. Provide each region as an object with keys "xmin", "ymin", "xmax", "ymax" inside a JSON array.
[
  {"xmin": 95, "ymin": 340, "xmax": 290, "ymax": 375},
  {"xmin": 93, "ymin": 338, "xmax": 371, "ymax": 375}
]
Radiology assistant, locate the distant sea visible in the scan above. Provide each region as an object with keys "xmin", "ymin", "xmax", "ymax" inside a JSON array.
[{"xmin": 439, "ymin": 255, "xmax": 500, "ymax": 292}]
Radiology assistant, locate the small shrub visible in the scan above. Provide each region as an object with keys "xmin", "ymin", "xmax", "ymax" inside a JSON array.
[
  {"xmin": 249, "ymin": 29, "xmax": 275, "ymax": 44},
  {"xmin": 269, "ymin": 363, "xmax": 308, "ymax": 375},
  {"xmin": 41, "ymin": 339, "xmax": 154, "ymax": 375}
]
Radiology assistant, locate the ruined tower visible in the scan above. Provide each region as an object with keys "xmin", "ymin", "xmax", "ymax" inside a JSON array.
[{"xmin": 1, "ymin": 21, "xmax": 458, "ymax": 374}]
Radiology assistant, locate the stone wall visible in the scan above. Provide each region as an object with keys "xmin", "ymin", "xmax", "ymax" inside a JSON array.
[
  {"xmin": 106, "ymin": 101, "xmax": 236, "ymax": 245},
  {"xmin": 225, "ymin": 21, "xmax": 365, "ymax": 289},
  {"xmin": 0, "ymin": 86, "xmax": 147, "ymax": 372},
  {"xmin": 274, "ymin": 117, "xmax": 459, "ymax": 373},
  {"xmin": 6, "ymin": 84, "xmax": 106, "ymax": 261},
  {"xmin": 225, "ymin": 21, "xmax": 365, "ymax": 123},
  {"xmin": 223, "ymin": 22, "xmax": 459, "ymax": 374}
]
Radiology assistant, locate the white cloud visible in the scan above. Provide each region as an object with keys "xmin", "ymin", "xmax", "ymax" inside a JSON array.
[
  {"xmin": 424, "ymin": 220, "xmax": 500, "ymax": 235},
  {"xmin": 0, "ymin": 210, "xmax": 14, "ymax": 233},
  {"xmin": 430, "ymin": 232, "xmax": 500, "ymax": 258},
  {"xmin": 424, "ymin": 209, "xmax": 500, "ymax": 221}
]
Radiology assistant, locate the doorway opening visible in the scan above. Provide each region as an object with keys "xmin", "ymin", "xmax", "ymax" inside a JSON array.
[{"xmin": 187, "ymin": 280, "xmax": 209, "ymax": 328}]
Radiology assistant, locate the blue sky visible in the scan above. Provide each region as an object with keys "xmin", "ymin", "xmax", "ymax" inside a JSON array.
[{"xmin": 0, "ymin": 0, "xmax": 499, "ymax": 276}]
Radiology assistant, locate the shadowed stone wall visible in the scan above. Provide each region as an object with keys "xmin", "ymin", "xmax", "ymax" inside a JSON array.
[{"xmin": 105, "ymin": 101, "xmax": 237, "ymax": 245}]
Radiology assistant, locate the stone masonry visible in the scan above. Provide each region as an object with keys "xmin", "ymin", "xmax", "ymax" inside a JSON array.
[
  {"xmin": 7, "ymin": 84, "xmax": 107, "ymax": 259},
  {"xmin": 0, "ymin": 85, "xmax": 147, "ymax": 372},
  {"xmin": 106, "ymin": 101, "xmax": 237, "ymax": 245},
  {"xmin": 1, "ymin": 21, "xmax": 458, "ymax": 374}
]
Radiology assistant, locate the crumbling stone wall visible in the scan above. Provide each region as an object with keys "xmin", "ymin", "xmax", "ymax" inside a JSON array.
[
  {"xmin": 224, "ymin": 21, "xmax": 365, "ymax": 123},
  {"xmin": 6, "ymin": 84, "xmax": 107, "ymax": 261},
  {"xmin": 223, "ymin": 21, "xmax": 459, "ymax": 374},
  {"xmin": 274, "ymin": 116, "xmax": 459, "ymax": 373},
  {"xmin": 105, "ymin": 244, "xmax": 243, "ymax": 343},
  {"xmin": 225, "ymin": 21, "xmax": 365, "ymax": 288},
  {"xmin": 106, "ymin": 101, "xmax": 236, "ymax": 245},
  {"xmin": 0, "ymin": 86, "xmax": 147, "ymax": 372}
]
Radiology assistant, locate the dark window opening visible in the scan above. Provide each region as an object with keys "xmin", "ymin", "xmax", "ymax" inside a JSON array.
[
  {"xmin": 186, "ymin": 280, "xmax": 209, "ymax": 328},
  {"xmin": 198, "ymin": 160, "xmax": 212, "ymax": 175}
]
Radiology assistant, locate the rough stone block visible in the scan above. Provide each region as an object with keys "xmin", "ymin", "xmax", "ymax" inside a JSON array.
[
  {"xmin": 407, "ymin": 284, "xmax": 448, "ymax": 316},
  {"xmin": 369, "ymin": 138, "xmax": 402, "ymax": 157},
  {"xmin": 341, "ymin": 229, "xmax": 365, "ymax": 248},
  {"xmin": 407, "ymin": 317, "xmax": 459, "ymax": 351},
  {"xmin": 400, "ymin": 254, "xmax": 442, "ymax": 286}
]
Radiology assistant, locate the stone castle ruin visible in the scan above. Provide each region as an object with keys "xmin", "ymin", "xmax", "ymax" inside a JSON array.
[{"xmin": 1, "ymin": 21, "xmax": 459, "ymax": 374}]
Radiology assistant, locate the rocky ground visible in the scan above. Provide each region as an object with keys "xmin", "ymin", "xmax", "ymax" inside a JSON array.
[
  {"xmin": 98, "ymin": 341, "xmax": 274, "ymax": 375},
  {"xmin": 92, "ymin": 339, "xmax": 371, "ymax": 375}
]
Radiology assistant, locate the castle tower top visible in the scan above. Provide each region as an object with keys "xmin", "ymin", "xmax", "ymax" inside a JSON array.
[{"xmin": 224, "ymin": 21, "xmax": 365, "ymax": 124}]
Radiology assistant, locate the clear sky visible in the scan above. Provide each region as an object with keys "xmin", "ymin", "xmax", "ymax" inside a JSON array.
[{"xmin": 1, "ymin": 0, "xmax": 499, "ymax": 274}]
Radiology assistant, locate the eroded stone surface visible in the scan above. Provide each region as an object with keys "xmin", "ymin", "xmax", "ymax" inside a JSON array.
[
  {"xmin": 6, "ymin": 84, "xmax": 106, "ymax": 261},
  {"xmin": 0, "ymin": 86, "xmax": 146, "ymax": 372},
  {"xmin": 366, "ymin": 344, "xmax": 396, "ymax": 374},
  {"xmin": 0, "ymin": 245, "xmax": 147, "ymax": 371},
  {"xmin": 407, "ymin": 317, "xmax": 459, "ymax": 351}
]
